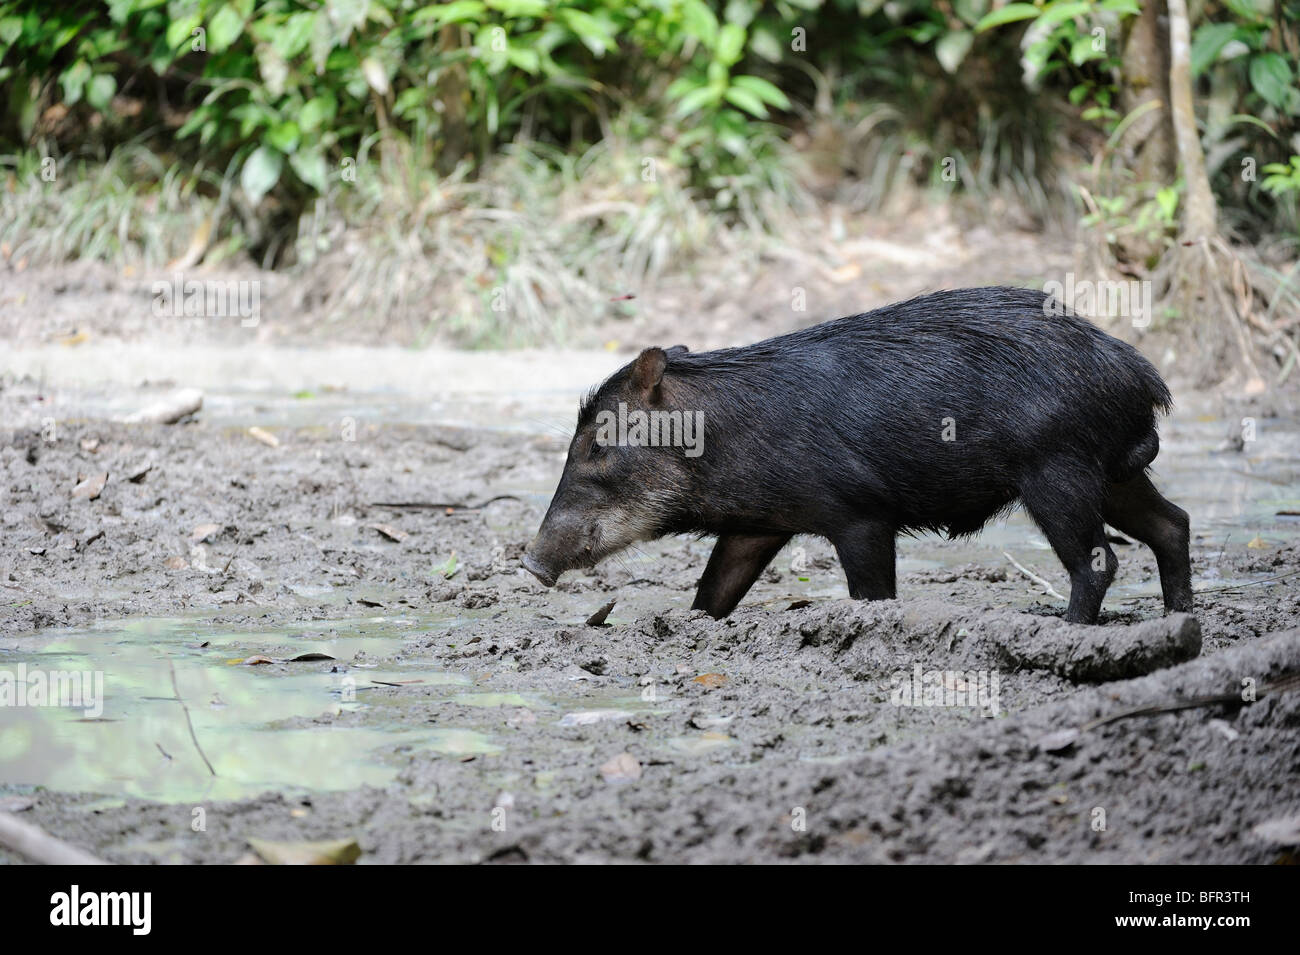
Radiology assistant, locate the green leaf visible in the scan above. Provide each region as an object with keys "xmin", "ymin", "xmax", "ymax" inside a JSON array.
[
  {"xmin": 1191, "ymin": 22, "xmax": 1237, "ymax": 77},
  {"xmin": 506, "ymin": 45, "xmax": 540, "ymax": 73},
  {"xmin": 241, "ymin": 145, "xmax": 283, "ymax": 204},
  {"xmin": 1099, "ymin": 0, "xmax": 1141, "ymax": 12},
  {"xmin": 665, "ymin": 76, "xmax": 701, "ymax": 99},
  {"xmin": 748, "ymin": 25, "xmax": 782, "ymax": 62},
  {"xmin": 1036, "ymin": 1, "xmax": 1091, "ymax": 31},
  {"xmin": 675, "ymin": 84, "xmax": 720, "ymax": 117},
  {"xmin": 208, "ymin": 4, "xmax": 246, "ymax": 55},
  {"xmin": 267, "ymin": 120, "xmax": 300, "ymax": 153},
  {"xmin": 486, "ymin": 0, "xmax": 547, "ymax": 15},
  {"xmin": 975, "ymin": 3, "xmax": 1041, "ymax": 33},
  {"xmin": 681, "ymin": 0, "xmax": 719, "ymax": 47},
  {"xmin": 1155, "ymin": 186, "xmax": 1178, "ymax": 222},
  {"xmin": 1070, "ymin": 34, "xmax": 1104, "ymax": 66},
  {"xmin": 273, "ymin": 11, "xmax": 315, "ymax": 59},
  {"xmin": 299, "ymin": 94, "xmax": 337, "ymax": 132},
  {"xmin": 936, "ymin": 30, "xmax": 974, "ymax": 74},
  {"xmin": 59, "ymin": 60, "xmax": 92, "ymax": 105},
  {"xmin": 289, "ymin": 149, "xmax": 327, "ymax": 192},
  {"xmin": 954, "ymin": 0, "xmax": 990, "ymax": 27},
  {"xmin": 559, "ymin": 9, "xmax": 616, "ymax": 56},
  {"xmin": 724, "ymin": 84, "xmax": 768, "ymax": 118},
  {"xmin": 730, "ymin": 75, "xmax": 791, "ymax": 109},
  {"xmin": 166, "ymin": 13, "xmax": 200, "ymax": 50},
  {"xmin": 715, "ymin": 23, "xmax": 746, "ymax": 66},
  {"xmin": 86, "ymin": 74, "xmax": 116, "ymax": 111},
  {"xmin": 0, "ymin": 16, "xmax": 23, "ymax": 46},
  {"xmin": 1250, "ymin": 53, "xmax": 1293, "ymax": 110},
  {"xmin": 413, "ymin": 1, "xmax": 487, "ymax": 26}
]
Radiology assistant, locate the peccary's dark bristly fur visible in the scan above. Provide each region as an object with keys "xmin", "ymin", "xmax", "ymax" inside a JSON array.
[{"xmin": 530, "ymin": 286, "xmax": 1192, "ymax": 624}]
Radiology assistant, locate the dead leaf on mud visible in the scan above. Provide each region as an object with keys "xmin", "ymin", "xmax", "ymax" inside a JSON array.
[
  {"xmin": 585, "ymin": 600, "xmax": 616, "ymax": 627},
  {"xmin": 600, "ymin": 752, "xmax": 642, "ymax": 784},
  {"xmin": 1247, "ymin": 535, "xmax": 1268, "ymax": 549},
  {"xmin": 786, "ymin": 599, "xmax": 812, "ymax": 610},
  {"xmin": 79, "ymin": 437, "xmax": 100, "ymax": 453},
  {"xmin": 165, "ymin": 556, "xmax": 187, "ymax": 570},
  {"xmin": 828, "ymin": 262, "xmax": 862, "ymax": 283},
  {"xmin": 190, "ymin": 523, "xmax": 221, "ymax": 543},
  {"xmin": 126, "ymin": 462, "xmax": 153, "ymax": 483},
  {"xmin": 369, "ymin": 523, "xmax": 407, "ymax": 543},
  {"xmin": 1250, "ymin": 815, "xmax": 1300, "ymax": 845},
  {"xmin": 284, "ymin": 652, "xmax": 336, "ymax": 662},
  {"xmin": 246, "ymin": 837, "xmax": 361, "ymax": 865},
  {"xmin": 693, "ymin": 673, "xmax": 728, "ymax": 689},
  {"xmin": 559, "ymin": 709, "xmax": 634, "ymax": 727},
  {"xmin": 71, "ymin": 472, "xmax": 108, "ymax": 500},
  {"xmin": 241, "ymin": 655, "xmax": 275, "ymax": 666},
  {"xmin": 1036, "ymin": 729, "xmax": 1081, "ymax": 753},
  {"xmin": 247, "ymin": 426, "xmax": 280, "ymax": 448}
]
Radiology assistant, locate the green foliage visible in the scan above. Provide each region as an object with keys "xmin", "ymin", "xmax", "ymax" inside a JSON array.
[
  {"xmin": 0, "ymin": 0, "xmax": 808, "ymax": 205},
  {"xmin": 1262, "ymin": 155, "xmax": 1300, "ymax": 197},
  {"xmin": 0, "ymin": 0, "xmax": 1295, "ymax": 253}
]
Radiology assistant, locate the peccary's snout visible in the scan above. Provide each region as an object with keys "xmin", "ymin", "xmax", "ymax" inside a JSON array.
[
  {"xmin": 521, "ymin": 551, "xmax": 557, "ymax": 587},
  {"xmin": 522, "ymin": 507, "xmax": 596, "ymax": 587}
]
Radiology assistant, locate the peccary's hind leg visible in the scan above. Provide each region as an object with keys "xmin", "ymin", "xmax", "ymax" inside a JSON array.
[
  {"xmin": 692, "ymin": 533, "xmax": 792, "ymax": 619},
  {"xmin": 1103, "ymin": 474, "xmax": 1193, "ymax": 614},
  {"xmin": 1020, "ymin": 462, "xmax": 1116, "ymax": 625},
  {"xmin": 832, "ymin": 519, "xmax": 897, "ymax": 601}
]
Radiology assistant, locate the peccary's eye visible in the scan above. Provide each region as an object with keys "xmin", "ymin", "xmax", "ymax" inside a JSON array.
[{"xmin": 587, "ymin": 437, "xmax": 605, "ymax": 460}]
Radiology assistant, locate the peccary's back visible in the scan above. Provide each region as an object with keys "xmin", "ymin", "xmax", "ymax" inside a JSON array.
[{"xmin": 669, "ymin": 287, "xmax": 1170, "ymax": 510}]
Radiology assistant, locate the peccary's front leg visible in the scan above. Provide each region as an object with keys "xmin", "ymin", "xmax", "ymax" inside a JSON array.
[
  {"xmin": 832, "ymin": 520, "xmax": 897, "ymax": 600},
  {"xmin": 692, "ymin": 533, "xmax": 792, "ymax": 619}
]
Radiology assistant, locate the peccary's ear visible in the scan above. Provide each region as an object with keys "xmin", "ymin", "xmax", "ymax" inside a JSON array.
[
  {"xmin": 632, "ymin": 346, "xmax": 668, "ymax": 399},
  {"xmin": 665, "ymin": 344, "xmax": 689, "ymax": 357}
]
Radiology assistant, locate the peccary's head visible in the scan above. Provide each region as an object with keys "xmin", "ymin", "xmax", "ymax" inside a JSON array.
[{"xmin": 523, "ymin": 345, "xmax": 699, "ymax": 587}]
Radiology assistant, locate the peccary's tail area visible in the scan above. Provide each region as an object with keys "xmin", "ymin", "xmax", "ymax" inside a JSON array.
[
  {"xmin": 1108, "ymin": 428, "xmax": 1160, "ymax": 482},
  {"xmin": 1108, "ymin": 358, "xmax": 1172, "ymax": 483},
  {"xmin": 1102, "ymin": 348, "xmax": 1175, "ymax": 480}
]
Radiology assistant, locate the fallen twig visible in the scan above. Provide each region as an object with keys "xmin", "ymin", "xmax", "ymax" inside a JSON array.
[
  {"xmin": 1003, "ymin": 551, "xmax": 1066, "ymax": 601},
  {"xmin": 0, "ymin": 812, "xmax": 107, "ymax": 865},
  {"xmin": 1082, "ymin": 671, "xmax": 1300, "ymax": 732},
  {"xmin": 1193, "ymin": 568, "xmax": 1300, "ymax": 596},
  {"xmin": 370, "ymin": 495, "xmax": 520, "ymax": 511},
  {"xmin": 169, "ymin": 658, "xmax": 216, "ymax": 777}
]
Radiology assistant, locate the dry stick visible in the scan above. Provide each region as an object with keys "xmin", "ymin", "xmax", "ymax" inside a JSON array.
[
  {"xmin": 370, "ymin": 495, "xmax": 520, "ymax": 511},
  {"xmin": 1117, "ymin": 568, "xmax": 1300, "ymax": 604},
  {"xmin": 168, "ymin": 658, "xmax": 216, "ymax": 777},
  {"xmin": 1003, "ymin": 551, "xmax": 1066, "ymax": 601},
  {"xmin": 1080, "ymin": 672, "xmax": 1300, "ymax": 733},
  {"xmin": 1193, "ymin": 567, "xmax": 1300, "ymax": 596},
  {"xmin": 0, "ymin": 813, "xmax": 108, "ymax": 865}
]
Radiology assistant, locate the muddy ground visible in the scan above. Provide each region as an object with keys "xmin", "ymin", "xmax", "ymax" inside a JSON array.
[{"xmin": 1, "ymin": 357, "xmax": 1298, "ymax": 864}]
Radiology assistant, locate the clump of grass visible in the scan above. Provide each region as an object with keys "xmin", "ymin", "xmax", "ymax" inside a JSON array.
[
  {"xmin": 0, "ymin": 142, "xmax": 227, "ymax": 267},
  {"xmin": 290, "ymin": 115, "xmax": 818, "ymax": 347}
]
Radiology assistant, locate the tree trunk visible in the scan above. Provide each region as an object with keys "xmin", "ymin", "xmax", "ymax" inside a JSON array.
[
  {"xmin": 1119, "ymin": 1, "xmax": 1174, "ymax": 186},
  {"xmin": 1166, "ymin": 0, "xmax": 1217, "ymax": 240}
]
